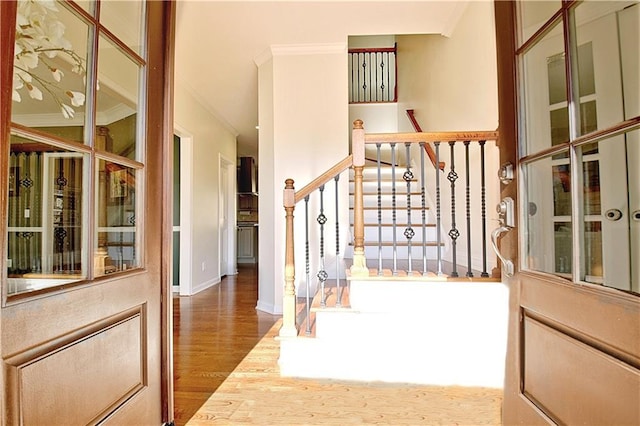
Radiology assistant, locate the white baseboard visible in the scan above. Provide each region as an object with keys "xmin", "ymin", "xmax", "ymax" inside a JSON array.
[
  {"xmin": 256, "ymin": 299, "xmax": 283, "ymax": 315},
  {"xmin": 191, "ymin": 276, "xmax": 221, "ymax": 295}
]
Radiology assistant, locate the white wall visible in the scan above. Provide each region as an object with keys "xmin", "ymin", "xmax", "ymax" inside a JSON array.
[
  {"xmin": 396, "ymin": 1, "xmax": 500, "ymax": 273},
  {"xmin": 257, "ymin": 44, "xmax": 349, "ymax": 314},
  {"xmin": 174, "ymin": 81, "xmax": 238, "ymax": 294}
]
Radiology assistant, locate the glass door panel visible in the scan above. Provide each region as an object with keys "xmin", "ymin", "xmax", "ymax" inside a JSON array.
[
  {"xmin": 96, "ymin": 35, "xmax": 141, "ymax": 159},
  {"xmin": 11, "ymin": 1, "xmax": 90, "ymax": 142},
  {"xmin": 7, "ymin": 135, "xmax": 87, "ymax": 295},
  {"xmin": 524, "ymin": 155, "xmax": 572, "ymax": 276},
  {"xmin": 521, "ymin": 20, "xmax": 566, "ymax": 156},
  {"xmin": 95, "ymin": 159, "xmax": 138, "ymax": 276}
]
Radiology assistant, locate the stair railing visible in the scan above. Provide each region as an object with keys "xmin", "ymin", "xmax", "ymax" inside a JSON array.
[
  {"xmin": 281, "ymin": 119, "xmax": 499, "ymax": 338},
  {"xmin": 363, "ymin": 127, "xmax": 500, "ymax": 277}
]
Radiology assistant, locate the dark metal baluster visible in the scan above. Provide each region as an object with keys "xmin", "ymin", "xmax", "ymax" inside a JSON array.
[
  {"xmin": 317, "ymin": 185, "xmax": 328, "ymax": 306},
  {"xmin": 419, "ymin": 142, "xmax": 428, "ymax": 275},
  {"xmin": 369, "ymin": 52, "xmax": 373, "ymax": 102},
  {"xmin": 358, "ymin": 53, "xmax": 363, "ymax": 102},
  {"xmin": 448, "ymin": 141, "xmax": 459, "ymax": 278},
  {"xmin": 464, "ymin": 141, "xmax": 473, "ymax": 277},
  {"xmin": 386, "ymin": 51, "xmax": 391, "ymax": 102},
  {"xmin": 404, "ymin": 142, "xmax": 414, "ymax": 274},
  {"xmin": 304, "ymin": 195, "xmax": 311, "ymax": 334},
  {"xmin": 379, "ymin": 52, "xmax": 385, "ymax": 102},
  {"xmin": 375, "ymin": 52, "xmax": 379, "ymax": 102},
  {"xmin": 480, "ymin": 140, "xmax": 489, "ymax": 277},
  {"xmin": 391, "ymin": 143, "xmax": 398, "ymax": 275},
  {"xmin": 377, "ymin": 143, "xmax": 383, "ymax": 275},
  {"xmin": 435, "ymin": 142, "xmax": 443, "ymax": 276},
  {"xmin": 334, "ymin": 174, "xmax": 341, "ymax": 307},
  {"xmin": 350, "ymin": 53, "xmax": 355, "ymax": 102}
]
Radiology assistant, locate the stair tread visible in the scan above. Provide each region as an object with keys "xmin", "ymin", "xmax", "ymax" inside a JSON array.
[
  {"xmin": 349, "ymin": 241, "xmax": 443, "ymax": 247},
  {"xmin": 351, "ymin": 192, "xmax": 424, "ymax": 196},
  {"xmin": 351, "ymin": 206, "xmax": 427, "ymax": 210},
  {"xmin": 363, "ymin": 223, "xmax": 436, "ymax": 227},
  {"xmin": 297, "ymin": 282, "xmax": 350, "ymax": 337}
]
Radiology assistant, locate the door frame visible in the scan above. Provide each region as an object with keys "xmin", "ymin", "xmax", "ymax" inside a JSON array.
[
  {"xmin": 219, "ymin": 153, "xmax": 236, "ymax": 276},
  {"xmin": 173, "ymin": 126, "xmax": 194, "ymax": 296}
]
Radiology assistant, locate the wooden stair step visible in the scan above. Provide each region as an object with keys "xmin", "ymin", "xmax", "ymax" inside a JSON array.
[
  {"xmin": 351, "ymin": 206, "xmax": 427, "ymax": 211},
  {"xmin": 351, "ymin": 191, "xmax": 424, "ymax": 196},
  {"xmin": 363, "ymin": 222, "xmax": 435, "ymax": 227},
  {"xmin": 297, "ymin": 281, "xmax": 350, "ymax": 338},
  {"xmin": 349, "ymin": 241, "xmax": 442, "ymax": 247}
]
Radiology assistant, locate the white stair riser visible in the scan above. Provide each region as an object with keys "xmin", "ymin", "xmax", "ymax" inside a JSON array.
[
  {"xmin": 354, "ymin": 197, "xmax": 428, "ymax": 209},
  {"xmin": 350, "ymin": 181, "xmax": 422, "ymax": 192},
  {"xmin": 279, "ymin": 280, "xmax": 508, "ymax": 388},
  {"xmin": 350, "ymin": 209, "xmax": 432, "ymax": 223},
  {"xmin": 360, "ymin": 225, "xmax": 436, "ymax": 241},
  {"xmin": 344, "ymin": 245, "xmax": 442, "ymax": 259}
]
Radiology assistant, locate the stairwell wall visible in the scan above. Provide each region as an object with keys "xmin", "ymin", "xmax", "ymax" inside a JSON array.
[
  {"xmin": 256, "ymin": 44, "xmax": 350, "ymax": 313},
  {"xmin": 396, "ymin": 1, "xmax": 501, "ymax": 274}
]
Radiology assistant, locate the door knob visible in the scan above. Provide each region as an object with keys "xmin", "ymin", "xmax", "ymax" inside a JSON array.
[
  {"xmin": 632, "ymin": 210, "xmax": 640, "ymax": 222},
  {"xmin": 605, "ymin": 209, "xmax": 623, "ymax": 221}
]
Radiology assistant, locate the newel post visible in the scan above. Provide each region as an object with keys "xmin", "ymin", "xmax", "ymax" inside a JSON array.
[
  {"xmin": 280, "ymin": 178, "xmax": 298, "ymax": 337},
  {"xmin": 350, "ymin": 120, "xmax": 369, "ymax": 277}
]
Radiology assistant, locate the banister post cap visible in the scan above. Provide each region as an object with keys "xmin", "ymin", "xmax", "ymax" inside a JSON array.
[{"xmin": 353, "ymin": 119, "xmax": 363, "ymax": 129}]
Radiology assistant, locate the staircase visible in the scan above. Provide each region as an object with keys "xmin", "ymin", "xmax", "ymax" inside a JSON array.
[
  {"xmin": 278, "ymin": 120, "xmax": 507, "ymax": 388},
  {"xmin": 347, "ymin": 162, "xmax": 442, "ymax": 266}
]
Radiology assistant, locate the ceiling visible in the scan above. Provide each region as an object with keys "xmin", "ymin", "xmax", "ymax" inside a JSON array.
[{"xmin": 174, "ymin": 1, "xmax": 469, "ymax": 158}]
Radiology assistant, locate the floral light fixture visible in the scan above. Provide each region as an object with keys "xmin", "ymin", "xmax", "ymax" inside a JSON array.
[{"xmin": 12, "ymin": 0, "xmax": 86, "ymax": 119}]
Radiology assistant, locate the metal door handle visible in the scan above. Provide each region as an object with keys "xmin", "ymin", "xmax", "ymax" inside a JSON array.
[
  {"xmin": 605, "ymin": 209, "xmax": 623, "ymax": 221},
  {"xmin": 632, "ymin": 210, "xmax": 640, "ymax": 222},
  {"xmin": 491, "ymin": 226, "xmax": 514, "ymax": 277}
]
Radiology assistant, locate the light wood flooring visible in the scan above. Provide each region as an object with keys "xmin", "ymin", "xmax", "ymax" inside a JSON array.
[{"xmin": 173, "ymin": 264, "xmax": 503, "ymax": 425}]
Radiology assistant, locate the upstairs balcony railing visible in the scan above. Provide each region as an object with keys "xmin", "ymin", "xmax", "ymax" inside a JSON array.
[
  {"xmin": 280, "ymin": 120, "xmax": 500, "ymax": 337},
  {"xmin": 348, "ymin": 44, "xmax": 397, "ymax": 103}
]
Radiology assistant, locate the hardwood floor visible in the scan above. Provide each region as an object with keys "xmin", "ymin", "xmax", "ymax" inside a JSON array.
[
  {"xmin": 173, "ymin": 264, "xmax": 503, "ymax": 425},
  {"xmin": 173, "ymin": 265, "xmax": 280, "ymax": 425}
]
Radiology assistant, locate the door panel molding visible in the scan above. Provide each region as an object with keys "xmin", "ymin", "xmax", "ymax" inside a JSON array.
[
  {"xmin": 4, "ymin": 306, "xmax": 146, "ymax": 425},
  {"xmin": 520, "ymin": 272, "xmax": 640, "ymax": 366},
  {"xmin": 523, "ymin": 315, "xmax": 640, "ymax": 425}
]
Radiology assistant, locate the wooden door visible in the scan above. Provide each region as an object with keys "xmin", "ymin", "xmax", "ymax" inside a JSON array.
[
  {"xmin": 0, "ymin": 1, "xmax": 175, "ymax": 424},
  {"xmin": 495, "ymin": 1, "xmax": 640, "ymax": 424}
]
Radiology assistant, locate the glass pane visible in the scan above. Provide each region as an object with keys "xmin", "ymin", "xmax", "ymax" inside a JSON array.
[
  {"xmin": 618, "ymin": 3, "xmax": 639, "ymax": 119},
  {"xmin": 521, "ymin": 20, "xmax": 565, "ymax": 156},
  {"xmin": 95, "ymin": 160, "xmax": 138, "ymax": 276},
  {"xmin": 518, "ymin": 0, "xmax": 561, "ymax": 44},
  {"xmin": 12, "ymin": 1, "xmax": 90, "ymax": 142},
  {"xmin": 628, "ymin": 129, "xmax": 640, "ymax": 293},
  {"xmin": 583, "ymin": 221, "xmax": 603, "ymax": 283},
  {"xmin": 554, "ymin": 222, "xmax": 572, "ymax": 275},
  {"xmin": 552, "ymin": 163, "xmax": 571, "ymax": 216},
  {"xmin": 96, "ymin": 35, "xmax": 140, "ymax": 159},
  {"xmin": 75, "ymin": 1, "xmax": 95, "ymax": 17},
  {"xmin": 100, "ymin": 1, "xmax": 145, "ymax": 56},
  {"xmin": 582, "ymin": 129, "xmax": 639, "ymax": 293},
  {"xmin": 574, "ymin": 1, "xmax": 634, "ymax": 133},
  {"xmin": 524, "ymin": 153, "xmax": 572, "ymax": 277},
  {"xmin": 7, "ymin": 135, "xmax": 87, "ymax": 295},
  {"xmin": 583, "ymin": 159, "xmax": 601, "ymax": 216}
]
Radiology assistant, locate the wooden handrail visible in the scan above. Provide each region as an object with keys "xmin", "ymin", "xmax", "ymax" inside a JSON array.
[
  {"xmin": 294, "ymin": 155, "xmax": 353, "ymax": 204},
  {"xmin": 406, "ymin": 109, "xmax": 445, "ymax": 171},
  {"xmin": 348, "ymin": 46, "xmax": 396, "ymax": 54},
  {"xmin": 365, "ymin": 130, "xmax": 499, "ymax": 144}
]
